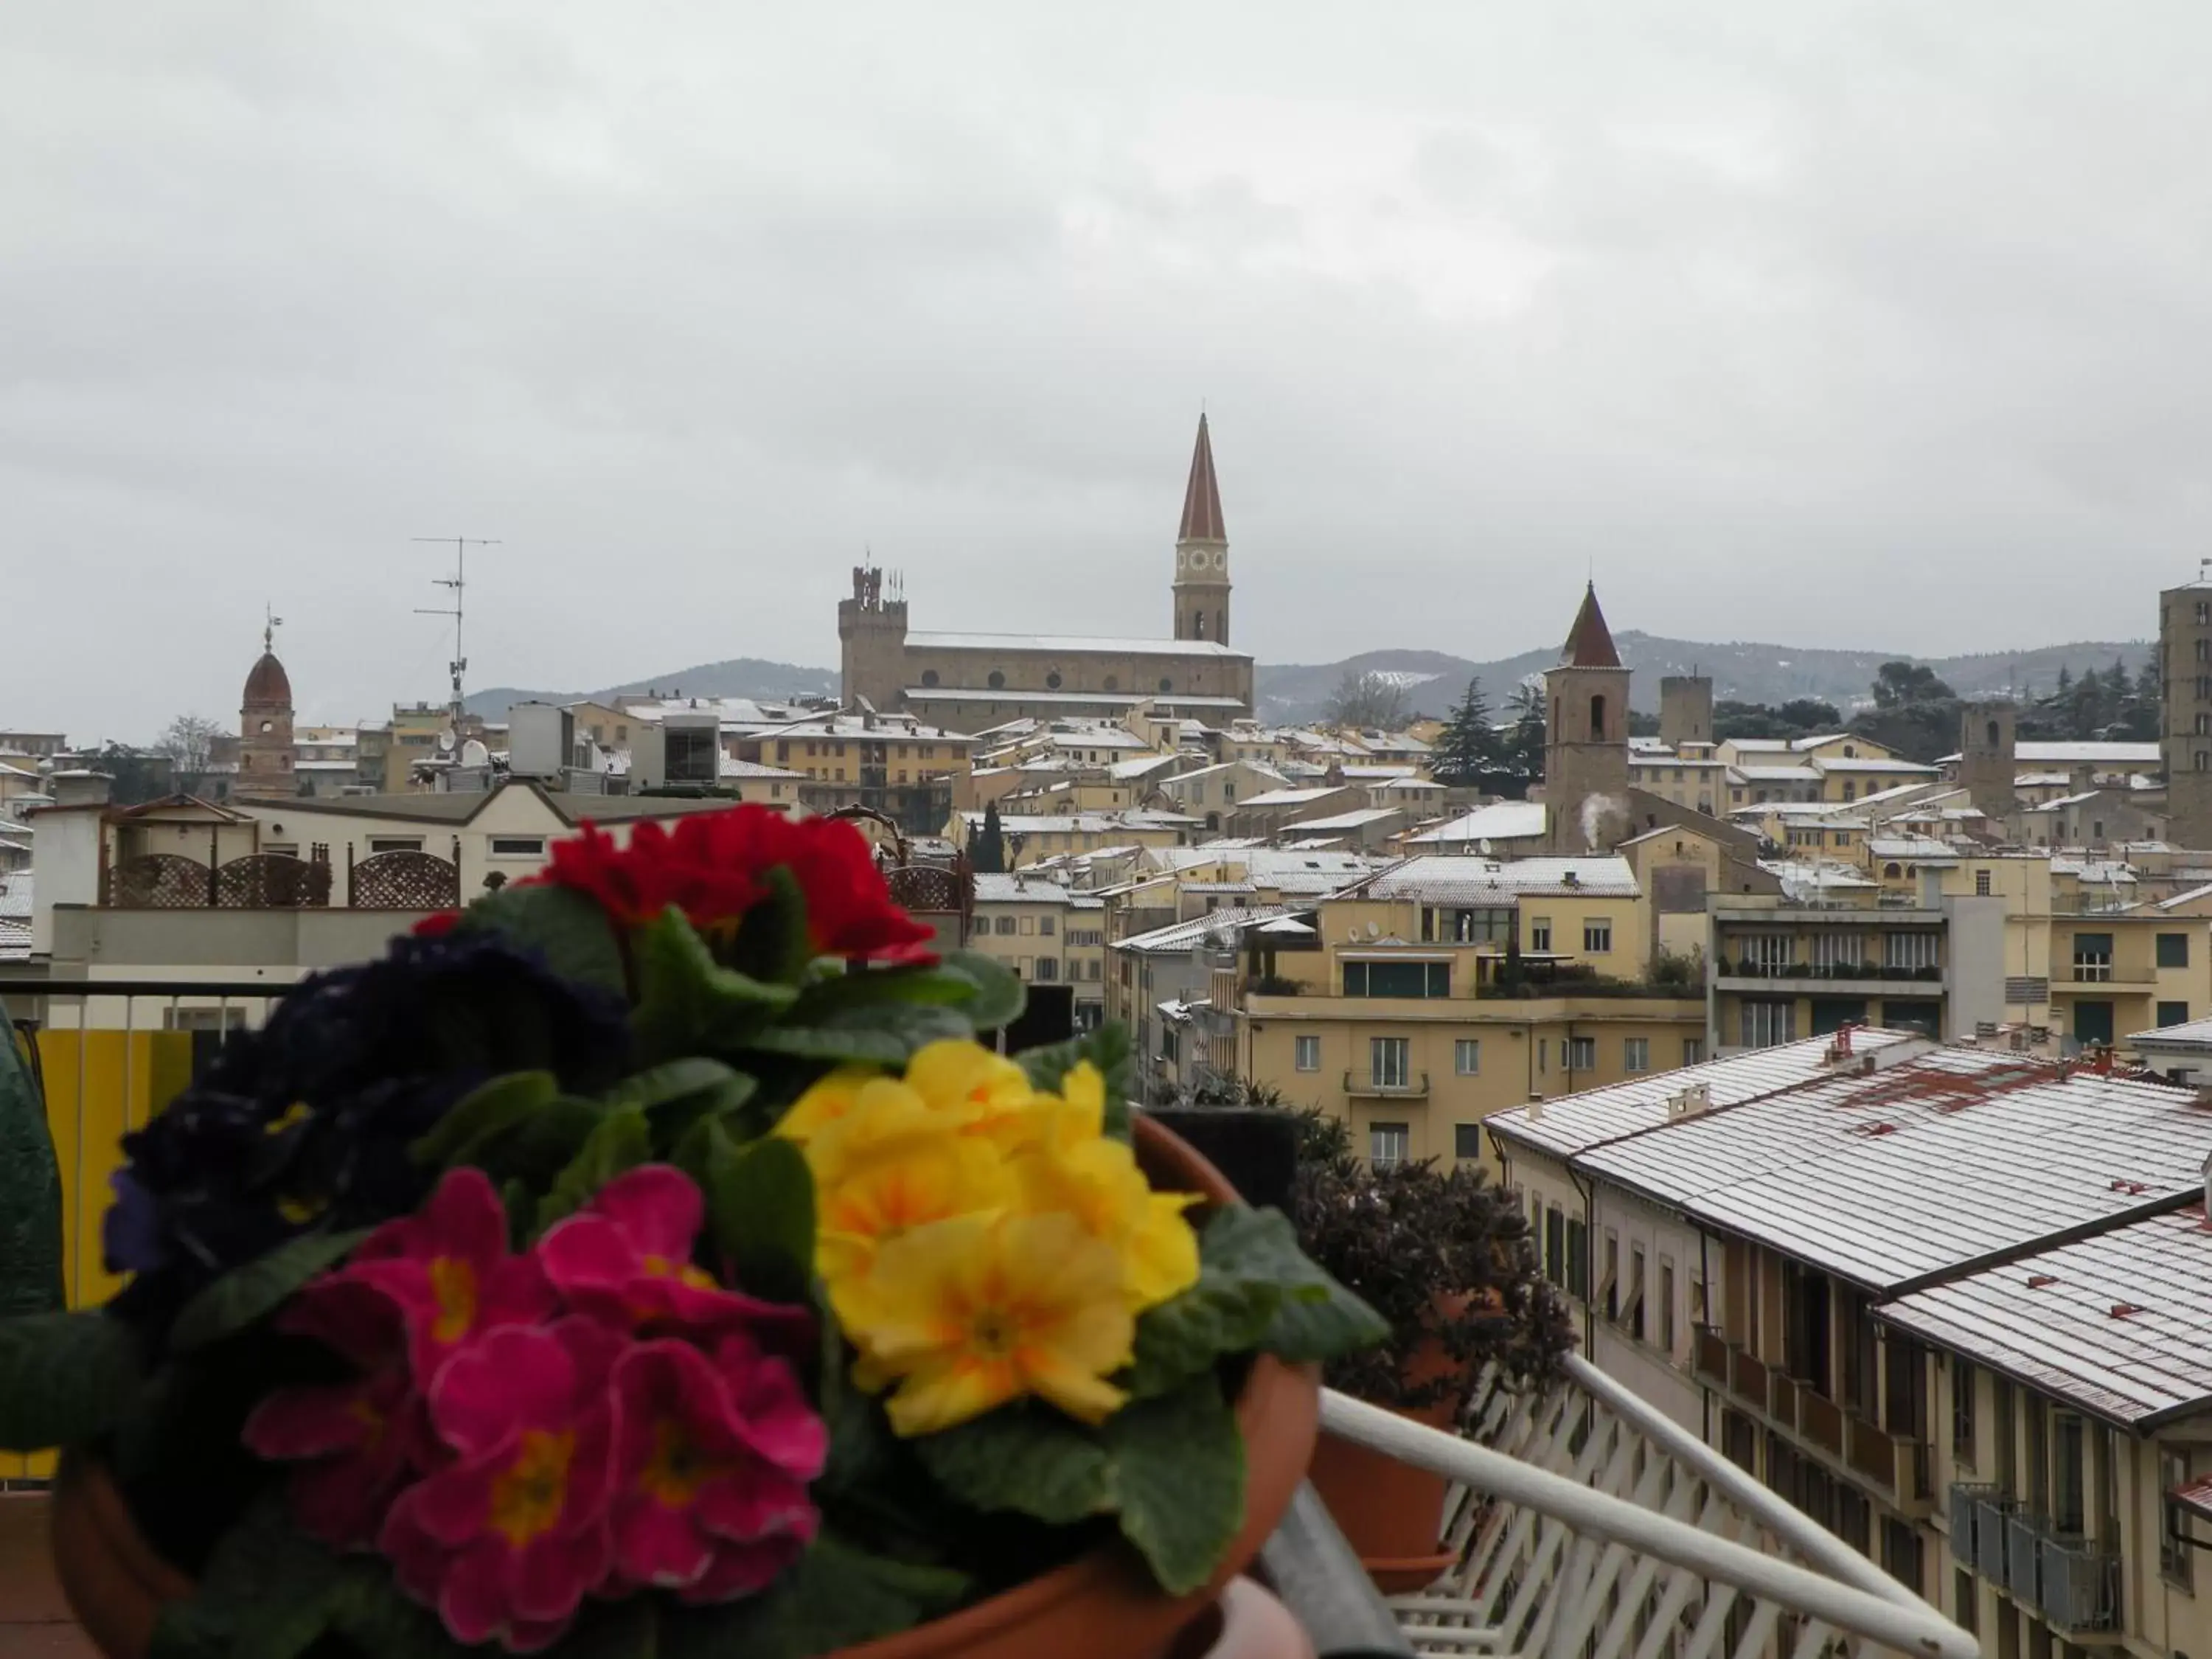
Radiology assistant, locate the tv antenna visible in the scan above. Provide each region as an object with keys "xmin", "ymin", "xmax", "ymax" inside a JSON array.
[{"xmin": 414, "ymin": 537, "xmax": 501, "ymax": 736}]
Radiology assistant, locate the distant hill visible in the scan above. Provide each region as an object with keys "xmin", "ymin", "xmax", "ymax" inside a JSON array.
[
  {"xmin": 1255, "ymin": 634, "xmax": 2152, "ymax": 724},
  {"xmin": 465, "ymin": 657, "xmax": 839, "ymax": 723},
  {"xmin": 471, "ymin": 637, "xmax": 2149, "ymax": 728}
]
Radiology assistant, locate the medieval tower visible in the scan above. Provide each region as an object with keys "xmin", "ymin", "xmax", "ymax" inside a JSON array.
[
  {"xmin": 1545, "ymin": 582, "xmax": 1632, "ymax": 852},
  {"xmin": 237, "ymin": 614, "xmax": 295, "ymax": 801},
  {"xmin": 2162, "ymin": 580, "xmax": 2212, "ymax": 848},
  {"xmin": 1958, "ymin": 701, "xmax": 2017, "ymax": 824},
  {"xmin": 1172, "ymin": 414, "xmax": 1231, "ymax": 647},
  {"xmin": 837, "ymin": 566, "xmax": 910, "ymax": 713},
  {"xmin": 1659, "ymin": 674, "xmax": 1714, "ymax": 748}
]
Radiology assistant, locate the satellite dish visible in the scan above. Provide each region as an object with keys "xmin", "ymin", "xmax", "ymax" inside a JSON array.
[
  {"xmin": 437, "ymin": 729, "xmax": 457, "ymax": 753},
  {"xmin": 1366, "ymin": 921, "xmax": 1380, "ymax": 939},
  {"xmin": 460, "ymin": 739, "xmax": 490, "ymax": 768},
  {"xmin": 1478, "ymin": 838, "xmax": 1493, "ymax": 856}
]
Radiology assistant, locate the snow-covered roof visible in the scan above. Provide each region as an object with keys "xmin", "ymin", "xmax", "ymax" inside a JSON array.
[
  {"xmin": 907, "ymin": 630, "xmax": 1244, "ymax": 658},
  {"xmin": 910, "ymin": 687, "xmax": 1245, "ymax": 709},
  {"xmin": 1113, "ymin": 906, "xmax": 1302, "ymax": 954},
  {"xmin": 1280, "ymin": 807, "xmax": 1402, "ymax": 832},
  {"xmin": 1237, "ymin": 787, "xmax": 1343, "ymax": 808},
  {"xmin": 970, "ymin": 874, "xmax": 1096, "ymax": 905},
  {"xmin": 1576, "ymin": 1047, "xmax": 2212, "ymax": 1294},
  {"xmin": 1409, "ymin": 801, "xmax": 1548, "ymax": 845},
  {"xmin": 1361, "ymin": 855, "xmax": 1640, "ymax": 903},
  {"xmin": 1880, "ymin": 1206, "xmax": 2212, "ymax": 1426}
]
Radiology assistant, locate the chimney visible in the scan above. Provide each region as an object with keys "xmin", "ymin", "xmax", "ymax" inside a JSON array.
[
  {"xmin": 1526, "ymin": 1094, "xmax": 1545, "ymax": 1121},
  {"xmin": 2200, "ymin": 1149, "xmax": 2211, "ymax": 1222},
  {"xmin": 50, "ymin": 770, "xmax": 113, "ymax": 810}
]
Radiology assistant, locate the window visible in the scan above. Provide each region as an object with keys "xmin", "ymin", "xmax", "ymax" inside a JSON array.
[
  {"xmin": 1742, "ymin": 999, "xmax": 1797, "ymax": 1048},
  {"xmin": 1158, "ymin": 1025, "xmax": 1178, "ymax": 1061},
  {"xmin": 919, "ymin": 669, "xmax": 939, "ymax": 687},
  {"xmin": 1536, "ymin": 1037, "xmax": 1546, "ymax": 1074},
  {"xmin": 1426, "ymin": 906, "xmax": 1512, "ymax": 944},
  {"xmin": 1953, "ymin": 1360, "xmax": 1977, "ymax": 1465},
  {"xmin": 1740, "ymin": 933, "xmax": 1792, "ymax": 972},
  {"xmin": 1589, "ymin": 694, "xmax": 1607, "ymax": 740},
  {"xmin": 1658, "ymin": 1256, "xmax": 1677, "ymax": 1355},
  {"xmin": 2071, "ymin": 932, "xmax": 2114, "ymax": 982},
  {"xmin": 1018, "ymin": 916, "xmax": 1035, "ymax": 936},
  {"xmin": 1683, "ymin": 1037, "xmax": 1705, "ymax": 1065},
  {"xmin": 2055, "ymin": 1413, "xmax": 2086, "ymax": 1534},
  {"xmin": 1627, "ymin": 1245, "xmax": 1646, "ymax": 1341},
  {"xmin": 1369, "ymin": 1037, "xmax": 1411, "ymax": 1089},
  {"xmin": 1293, "ymin": 1035, "xmax": 1320, "ymax": 1072},
  {"xmin": 2163, "ymin": 1449, "xmax": 2194, "ymax": 1587},
  {"xmin": 366, "ymin": 836, "xmax": 425, "ymax": 853},
  {"xmin": 1975, "ymin": 869, "xmax": 1992, "ymax": 897},
  {"xmin": 1528, "ymin": 917, "xmax": 1552, "ymax": 952},
  {"xmin": 987, "ymin": 670, "xmax": 1005, "ymax": 689},
  {"xmin": 2160, "ymin": 932, "xmax": 2191, "ymax": 968},
  {"xmin": 1368, "ymin": 1121, "xmax": 1410, "ymax": 1169},
  {"xmin": 994, "ymin": 915, "xmax": 1016, "ymax": 935},
  {"xmin": 1453, "ymin": 1123, "xmax": 1483, "ymax": 1160},
  {"xmin": 1599, "ymin": 1231, "xmax": 1619, "ymax": 1319},
  {"xmin": 1582, "ymin": 919, "xmax": 1613, "ymax": 953},
  {"xmin": 2160, "ymin": 1001, "xmax": 2191, "ymax": 1027},
  {"xmin": 1342, "ymin": 960, "xmax": 1450, "ymax": 998},
  {"xmin": 1544, "ymin": 1206, "xmax": 1565, "ymax": 1284},
  {"xmin": 1881, "ymin": 1519, "xmax": 1923, "ymax": 1595},
  {"xmin": 1454, "ymin": 1039, "xmax": 1481, "ymax": 1076},
  {"xmin": 488, "ymin": 837, "xmax": 546, "ymax": 858},
  {"xmin": 1565, "ymin": 1036, "xmax": 1596, "ymax": 1071},
  {"xmin": 1623, "ymin": 1037, "xmax": 1650, "ymax": 1073},
  {"xmin": 1808, "ymin": 933, "xmax": 1862, "ymax": 970},
  {"xmin": 1953, "ymin": 1571, "xmax": 1977, "ymax": 1637},
  {"xmin": 664, "ymin": 726, "xmax": 718, "ymax": 784},
  {"xmin": 1565, "ymin": 1217, "xmax": 1588, "ymax": 1299},
  {"xmin": 1885, "ymin": 931, "xmax": 1939, "ymax": 972}
]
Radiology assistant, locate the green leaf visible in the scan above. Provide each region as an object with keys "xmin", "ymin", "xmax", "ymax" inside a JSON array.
[
  {"xmin": 912, "ymin": 1404, "xmax": 1114, "ymax": 1524},
  {"xmin": 703, "ymin": 1125, "xmax": 815, "ymax": 1305},
  {"xmin": 326, "ymin": 1561, "xmax": 473, "ymax": 1659},
  {"xmin": 939, "ymin": 950, "xmax": 1026, "ymax": 1031},
  {"xmin": 789, "ymin": 961, "xmax": 992, "ymax": 1016},
  {"xmin": 169, "ymin": 1227, "xmax": 372, "ymax": 1354},
  {"xmin": 1124, "ymin": 1273, "xmax": 1281, "ymax": 1400},
  {"xmin": 744, "ymin": 1001, "xmax": 972, "ymax": 1065},
  {"xmin": 150, "ymin": 1494, "xmax": 350, "ymax": 1659},
  {"xmin": 535, "ymin": 1107, "xmax": 651, "ymax": 1234},
  {"xmin": 1199, "ymin": 1206, "xmax": 1389, "ymax": 1363},
  {"xmin": 633, "ymin": 908, "xmax": 800, "ymax": 1061},
  {"xmin": 1105, "ymin": 1377, "xmax": 1245, "ymax": 1595},
  {"xmin": 600, "ymin": 1057, "xmax": 748, "ymax": 1113},
  {"xmin": 454, "ymin": 880, "xmax": 628, "ymax": 995},
  {"xmin": 0, "ymin": 1310, "xmax": 141, "ymax": 1451},
  {"xmin": 408, "ymin": 1070, "xmax": 559, "ymax": 1167}
]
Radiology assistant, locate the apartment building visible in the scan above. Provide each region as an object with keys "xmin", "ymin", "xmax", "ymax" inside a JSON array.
[
  {"xmin": 967, "ymin": 873, "xmax": 1107, "ymax": 1029},
  {"xmin": 1489, "ymin": 1034, "xmax": 2212, "ymax": 1659}
]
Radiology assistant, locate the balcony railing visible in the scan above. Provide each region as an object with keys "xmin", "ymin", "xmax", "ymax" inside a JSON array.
[
  {"xmin": 1335, "ymin": 1355, "xmax": 1977, "ymax": 1659},
  {"xmin": 1951, "ymin": 1483, "xmax": 2119, "ymax": 1634},
  {"xmin": 1345, "ymin": 1069, "xmax": 1430, "ymax": 1099}
]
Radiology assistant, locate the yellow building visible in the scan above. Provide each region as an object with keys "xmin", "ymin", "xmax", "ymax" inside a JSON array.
[
  {"xmin": 967, "ymin": 873, "xmax": 1107, "ymax": 1029},
  {"xmin": 949, "ymin": 808, "xmax": 1197, "ymax": 869}
]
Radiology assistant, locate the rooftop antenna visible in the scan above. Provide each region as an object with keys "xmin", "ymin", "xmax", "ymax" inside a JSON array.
[
  {"xmin": 413, "ymin": 537, "xmax": 501, "ymax": 740},
  {"xmin": 262, "ymin": 604, "xmax": 283, "ymax": 656}
]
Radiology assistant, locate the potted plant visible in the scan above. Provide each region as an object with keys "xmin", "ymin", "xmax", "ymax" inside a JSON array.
[
  {"xmin": 0, "ymin": 807, "xmax": 1383, "ymax": 1659},
  {"xmin": 1286, "ymin": 1113, "xmax": 1571, "ymax": 1593}
]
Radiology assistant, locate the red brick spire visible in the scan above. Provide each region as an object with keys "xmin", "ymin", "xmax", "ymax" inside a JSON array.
[
  {"xmin": 1178, "ymin": 414, "xmax": 1226, "ymax": 543},
  {"xmin": 1562, "ymin": 581, "xmax": 1622, "ymax": 668}
]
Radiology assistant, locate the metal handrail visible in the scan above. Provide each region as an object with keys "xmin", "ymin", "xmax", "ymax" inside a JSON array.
[{"xmin": 1321, "ymin": 1387, "xmax": 1978, "ymax": 1659}]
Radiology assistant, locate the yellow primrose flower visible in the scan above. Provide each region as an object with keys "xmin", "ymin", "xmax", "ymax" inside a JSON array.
[
  {"xmin": 803, "ymin": 1077, "xmax": 965, "ymax": 1183},
  {"xmin": 815, "ymin": 1129, "xmax": 1014, "ymax": 1286},
  {"xmin": 1011, "ymin": 1131, "xmax": 1201, "ymax": 1312},
  {"xmin": 835, "ymin": 1210, "xmax": 1134, "ymax": 1436},
  {"xmin": 775, "ymin": 1065, "xmax": 880, "ymax": 1145},
  {"xmin": 904, "ymin": 1039, "xmax": 1056, "ymax": 1150}
]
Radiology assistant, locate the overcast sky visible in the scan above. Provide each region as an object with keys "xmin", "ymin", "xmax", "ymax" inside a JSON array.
[{"xmin": 8, "ymin": 2, "xmax": 2212, "ymax": 741}]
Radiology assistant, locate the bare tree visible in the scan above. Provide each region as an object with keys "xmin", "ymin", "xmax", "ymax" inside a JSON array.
[
  {"xmin": 155, "ymin": 714, "xmax": 225, "ymax": 796},
  {"xmin": 1320, "ymin": 670, "xmax": 1411, "ymax": 731}
]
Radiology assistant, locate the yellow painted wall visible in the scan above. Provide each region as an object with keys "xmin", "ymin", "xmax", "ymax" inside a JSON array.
[{"xmin": 4, "ymin": 1028, "xmax": 194, "ymax": 1476}]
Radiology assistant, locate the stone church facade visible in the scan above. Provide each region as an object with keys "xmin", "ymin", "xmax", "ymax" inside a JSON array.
[{"xmin": 839, "ymin": 417, "xmax": 1257, "ymax": 728}]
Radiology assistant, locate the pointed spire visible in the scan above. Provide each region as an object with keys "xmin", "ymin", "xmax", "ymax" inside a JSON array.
[
  {"xmin": 1562, "ymin": 581, "xmax": 1622, "ymax": 669},
  {"xmin": 1178, "ymin": 414, "xmax": 1226, "ymax": 543}
]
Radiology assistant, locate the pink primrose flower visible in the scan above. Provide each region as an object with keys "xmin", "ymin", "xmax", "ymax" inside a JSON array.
[
  {"xmin": 538, "ymin": 1165, "xmax": 810, "ymax": 1340},
  {"xmin": 346, "ymin": 1166, "xmax": 555, "ymax": 1384},
  {"xmin": 379, "ymin": 1320, "xmax": 620, "ymax": 1652},
  {"xmin": 606, "ymin": 1332, "xmax": 826, "ymax": 1602},
  {"xmin": 242, "ymin": 1276, "xmax": 439, "ymax": 1549}
]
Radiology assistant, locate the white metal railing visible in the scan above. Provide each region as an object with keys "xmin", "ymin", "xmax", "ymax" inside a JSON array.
[{"xmin": 1322, "ymin": 1355, "xmax": 1979, "ymax": 1659}]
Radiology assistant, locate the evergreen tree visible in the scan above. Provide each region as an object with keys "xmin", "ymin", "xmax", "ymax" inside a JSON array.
[
  {"xmin": 972, "ymin": 800, "xmax": 1006, "ymax": 874},
  {"xmin": 1433, "ymin": 677, "xmax": 1495, "ymax": 787},
  {"xmin": 1503, "ymin": 683, "xmax": 1546, "ymax": 794}
]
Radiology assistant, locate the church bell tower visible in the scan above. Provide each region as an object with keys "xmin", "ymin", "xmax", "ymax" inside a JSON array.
[{"xmin": 1172, "ymin": 414, "xmax": 1231, "ymax": 646}]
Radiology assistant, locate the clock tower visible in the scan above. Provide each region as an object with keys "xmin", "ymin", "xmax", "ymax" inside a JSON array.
[{"xmin": 1172, "ymin": 414, "xmax": 1231, "ymax": 646}]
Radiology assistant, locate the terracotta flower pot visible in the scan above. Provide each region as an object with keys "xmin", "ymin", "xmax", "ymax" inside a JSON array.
[
  {"xmin": 1306, "ymin": 1289, "xmax": 1498, "ymax": 1595},
  {"xmin": 49, "ymin": 1115, "xmax": 1321, "ymax": 1659}
]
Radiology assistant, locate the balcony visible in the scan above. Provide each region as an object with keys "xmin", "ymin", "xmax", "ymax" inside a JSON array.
[
  {"xmin": 1847, "ymin": 1414, "xmax": 1927, "ymax": 1503},
  {"xmin": 1689, "ymin": 1329, "xmax": 1920, "ymax": 1510},
  {"xmin": 1344, "ymin": 1069, "xmax": 1430, "ymax": 1099},
  {"xmin": 1712, "ymin": 961, "xmax": 1946, "ymax": 997},
  {"xmin": 2039, "ymin": 1532, "xmax": 2121, "ymax": 1632},
  {"xmin": 1349, "ymin": 1354, "xmax": 1976, "ymax": 1658},
  {"xmin": 1951, "ymin": 1484, "xmax": 2120, "ymax": 1634}
]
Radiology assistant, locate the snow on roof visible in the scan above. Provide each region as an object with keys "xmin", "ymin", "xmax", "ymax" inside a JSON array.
[
  {"xmin": 0, "ymin": 872, "xmax": 32, "ymax": 919},
  {"xmin": 1867, "ymin": 836, "xmax": 1958, "ymax": 860},
  {"xmin": 2157, "ymin": 883, "xmax": 2212, "ymax": 911},
  {"xmin": 1576, "ymin": 1048, "xmax": 2212, "ymax": 1293},
  {"xmin": 1734, "ymin": 765, "xmax": 1823, "ymax": 782},
  {"xmin": 1490, "ymin": 1030, "xmax": 1931, "ymax": 1160},
  {"xmin": 1109, "ymin": 754, "xmax": 1185, "ymax": 781},
  {"xmin": 910, "ymin": 686, "xmax": 1245, "ymax": 709},
  {"xmin": 907, "ymin": 630, "xmax": 1244, "ymax": 658},
  {"xmin": 1237, "ymin": 787, "xmax": 1343, "ymax": 808},
  {"xmin": 1281, "ymin": 806, "xmax": 1402, "ymax": 832},
  {"xmin": 1814, "ymin": 757, "xmax": 1938, "ymax": 773},
  {"xmin": 971, "ymin": 874, "xmax": 1088, "ymax": 905},
  {"xmin": 1049, "ymin": 729, "xmax": 1154, "ymax": 750},
  {"xmin": 2014, "ymin": 772, "xmax": 2075, "ymax": 787},
  {"xmin": 2129, "ymin": 1015, "xmax": 2212, "ymax": 1047},
  {"xmin": 1409, "ymin": 801, "xmax": 1548, "ymax": 844},
  {"xmin": 1879, "ymin": 1206, "xmax": 2212, "ymax": 1425},
  {"xmin": 1113, "ymin": 906, "xmax": 1301, "ymax": 954},
  {"xmin": 1362, "ymin": 855, "xmax": 1639, "ymax": 903}
]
